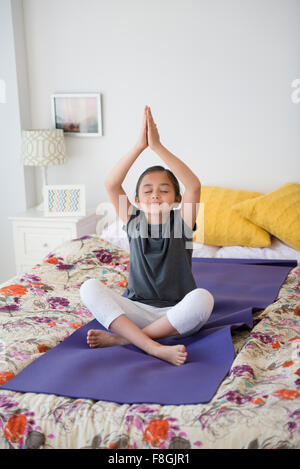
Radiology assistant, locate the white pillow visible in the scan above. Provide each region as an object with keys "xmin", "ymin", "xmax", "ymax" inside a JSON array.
[
  {"xmin": 192, "ymin": 243, "xmax": 220, "ymax": 258},
  {"xmin": 216, "ymin": 236, "xmax": 300, "ymax": 264},
  {"xmin": 100, "ymin": 218, "xmax": 130, "ymax": 251}
]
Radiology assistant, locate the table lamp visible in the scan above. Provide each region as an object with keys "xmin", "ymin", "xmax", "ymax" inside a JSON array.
[{"xmin": 21, "ymin": 129, "xmax": 67, "ymax": 210}]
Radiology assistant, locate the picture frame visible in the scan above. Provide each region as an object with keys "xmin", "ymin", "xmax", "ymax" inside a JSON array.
[
  {"xmin": 50, "ymin": 93, "xmax": 102, "ymax": 137},
  {"xmin": 44, "ymin": 184, "xmax": 86, "ymax": 217}
]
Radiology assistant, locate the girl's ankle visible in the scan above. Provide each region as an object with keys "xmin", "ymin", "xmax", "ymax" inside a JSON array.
[{"xmin": 148, "ymin": 342, "xmax": 163, "ymax": 357}]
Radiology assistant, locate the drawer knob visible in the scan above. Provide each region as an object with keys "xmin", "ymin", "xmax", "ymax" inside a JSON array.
[{"xmin": 43, "ymin": 242, "xmax": 48, "ymax": 248}]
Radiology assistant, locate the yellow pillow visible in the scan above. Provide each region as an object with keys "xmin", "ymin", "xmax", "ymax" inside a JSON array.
[
  {"xmin": 232, "ymin": 182, "xmax": 300, "ymax": 251},
  {"xmin": 193, "ymin": 186, "xmax": 271, "ymax": 247}
]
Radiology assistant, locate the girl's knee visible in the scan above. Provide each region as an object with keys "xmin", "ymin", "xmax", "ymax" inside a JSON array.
[
  {"xmin": 80, "ymin": 278, "xmax": 101, "ymax": 302},
  {"xmin": 190, "ymin": 288, "xmax": 214, "ymax": 311},
  {"xmin": 170, "ymin": 288, "xmax": 215, "ymax": 336},
  {"xmin": 187, "ymin": 288, "xmax": 214, "ymax": 325}
]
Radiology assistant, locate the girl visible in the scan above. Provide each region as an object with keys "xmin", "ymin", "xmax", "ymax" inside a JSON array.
[{"xmin": 80, "ymin": 106, "xmax": 214, "ymax": 366}]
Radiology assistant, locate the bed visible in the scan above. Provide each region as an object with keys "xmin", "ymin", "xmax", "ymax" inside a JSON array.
[{"xmin": 0, "ymin": 214, "xmax": 299, "ymax": 449}]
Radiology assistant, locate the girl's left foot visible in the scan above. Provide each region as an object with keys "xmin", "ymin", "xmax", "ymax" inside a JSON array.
[{"xmin": 87, "ymin": 329, "xmax": 128, "ymax": 348}]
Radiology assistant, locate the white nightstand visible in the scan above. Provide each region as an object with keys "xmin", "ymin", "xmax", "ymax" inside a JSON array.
[{"xmin": 9, "ymin": 208, "xmax": 100, "ymax": 275}]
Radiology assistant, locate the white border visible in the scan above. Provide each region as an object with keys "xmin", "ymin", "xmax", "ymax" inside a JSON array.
[
  {"xmin": 44, "ymin": 184, "xmax": 86, "ymax": 217},
  {"xmin": 50, "ymin": 92, "xmax": 102, "ymax": 137}
]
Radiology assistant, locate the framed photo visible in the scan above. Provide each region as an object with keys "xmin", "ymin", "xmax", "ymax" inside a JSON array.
[
  {"xmin": 51, "ymin": 93, "xmax": 102, "ymax": 137},
  {"xmin": 44, "ymin": 185, "xmax": 86, "ymax": 217}
]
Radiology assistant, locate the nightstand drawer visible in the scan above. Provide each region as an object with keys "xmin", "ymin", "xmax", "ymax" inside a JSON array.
[
  {"xmin": 9, "ymin": 208, "xmax": 98, "ymax": 278},
  {"xmin": 19, "ymin": 226, "xmax": 72, "ymax": 257}
]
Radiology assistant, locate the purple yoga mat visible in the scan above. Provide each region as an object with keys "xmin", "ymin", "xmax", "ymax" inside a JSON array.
[{"xmin": 1, "ymin": 258, "xmax": 296, "ymax": 405}]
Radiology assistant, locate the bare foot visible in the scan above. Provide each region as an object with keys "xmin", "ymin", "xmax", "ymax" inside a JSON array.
[
  {"xmin": 151, "ymin": 344, "xmax": 188, "ymax": 366},
  {"xmin": 87, "ymin": 330, "xmax": 188, "ymax": 366},
  {"xmin": 87, "ymin": 329, "xmax": 128, "ymax": 348}
]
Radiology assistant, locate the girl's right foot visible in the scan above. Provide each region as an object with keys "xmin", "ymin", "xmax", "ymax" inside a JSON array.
[{"xmin": 151, "ymin": 344, "xmax": 187, "ymax": 366}]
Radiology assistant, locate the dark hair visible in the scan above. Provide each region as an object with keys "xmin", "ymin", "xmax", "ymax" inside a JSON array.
[{"xmin": 135, "ymin": 165, "xmax": 181, "ymax": 200}]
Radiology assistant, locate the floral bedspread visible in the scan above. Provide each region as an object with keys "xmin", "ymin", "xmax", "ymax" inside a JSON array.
[{"xmin": 0, "ymin": 235, "xmax": 299, "ymax": 449}]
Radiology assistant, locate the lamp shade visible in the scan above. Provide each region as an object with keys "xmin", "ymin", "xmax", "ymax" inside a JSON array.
[{"xmin": 22, "ymin": 129, "xmax": 67, "ymax": 166}]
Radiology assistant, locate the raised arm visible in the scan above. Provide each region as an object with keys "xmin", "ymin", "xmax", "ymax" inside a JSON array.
[
  {"xmin": 153, "ymin": 144, "xmax": 200, "ymax": 190},
  {"xmin": 146, "ymin": 106, "xmax": 201, "ymax": 229},
  {"xmin": 104, "ymin": 145, "xmax": 141, "ymax": 225},
  {"xmin": 105, "ymin": 144, "xmax": 142, "ymax": 188},
  {"xmin": 105, "ymin": 107, "xmax": 148, "ymax": 224}
]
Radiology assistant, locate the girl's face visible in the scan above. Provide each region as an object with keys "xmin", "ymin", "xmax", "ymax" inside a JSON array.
[{"xmin": 135, "ymin": 171, "xmax": 181, "ymax": 217}]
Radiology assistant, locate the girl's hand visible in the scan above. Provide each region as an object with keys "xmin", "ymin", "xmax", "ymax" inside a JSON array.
[
  {"xmin": 146, "ymin": 106, "xmax": 161, "ymax": 150},
  {"xmin": 136, "ymin": 106, "xmax": 148, "ymax": 152}
]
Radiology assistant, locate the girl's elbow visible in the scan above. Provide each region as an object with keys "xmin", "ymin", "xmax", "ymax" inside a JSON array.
[
  {"xmin": 192, "ymin": 179, "xmax": 201, "ymax": 190},
  {"xmin": 105, "ymin": 179, "xmax": 118, "ymax": 189}
]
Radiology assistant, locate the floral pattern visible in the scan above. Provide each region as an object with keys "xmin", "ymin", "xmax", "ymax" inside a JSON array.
[{"xmin": 0, "ymin": 235, "xmax": 299, "ymax": 449}]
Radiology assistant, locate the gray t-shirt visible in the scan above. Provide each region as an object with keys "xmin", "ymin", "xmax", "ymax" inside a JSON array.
[{"xmin": 122, "ymin": 207, "xmax": 197, "ymax": 307}]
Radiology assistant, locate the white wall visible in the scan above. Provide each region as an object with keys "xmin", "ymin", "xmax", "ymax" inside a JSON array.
[
  {"xmin": 22, "ymin": 0, "xmax": 300, "ymax": 208},
  {"xmin": 0, "ymin": 0, "xmax": 299, "ymax": 282},
  {"xmin": 0, "ymin": 0, "xmax": 36, "ymax": 283}
]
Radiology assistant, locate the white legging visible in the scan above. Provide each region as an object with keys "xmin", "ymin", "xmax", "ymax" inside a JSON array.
[{"xmin": 80, "ymin": 278, "xmax": 214, "ymax": 338}]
